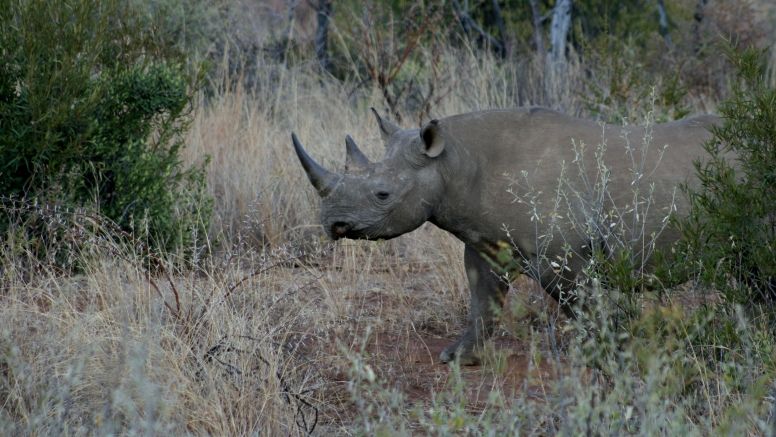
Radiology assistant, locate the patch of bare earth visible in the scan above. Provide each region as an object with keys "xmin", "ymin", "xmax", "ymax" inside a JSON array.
[{"xmin": 319, "ymin": 253, "xmax": 575, "ymax": 410}]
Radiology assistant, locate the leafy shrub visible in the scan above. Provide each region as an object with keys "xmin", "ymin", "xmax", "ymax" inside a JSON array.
[
  {"xmin": 0, "ymin": 0, "xmax": 210, "ymax": 256},
  {"xmin": 674, "ymin": 42, "xmax": 776, "ymax": 308}
]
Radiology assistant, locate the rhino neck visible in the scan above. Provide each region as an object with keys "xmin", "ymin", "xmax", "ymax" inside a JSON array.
[
  {"xmin": 424, "ymin": 112, "xmax": 529, "ymax": 253},
  {"xmin": 426, "ymin": 159, "xmax": 496, "ymax": 251}
]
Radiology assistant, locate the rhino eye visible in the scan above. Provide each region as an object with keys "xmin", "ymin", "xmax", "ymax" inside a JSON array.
[{"xmin": 376, "ymin": 191, "xmax": 390, "ymax": 201}]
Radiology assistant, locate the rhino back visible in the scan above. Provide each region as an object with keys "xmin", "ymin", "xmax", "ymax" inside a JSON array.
[{"xmin": 430, "ymin": 107, "xmax": 718, "ymax": 255}]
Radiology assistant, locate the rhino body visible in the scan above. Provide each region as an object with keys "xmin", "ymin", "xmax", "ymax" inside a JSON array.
[{"xmin": 292, "ymin": 107, "xmax": 719, "ymax": 365}]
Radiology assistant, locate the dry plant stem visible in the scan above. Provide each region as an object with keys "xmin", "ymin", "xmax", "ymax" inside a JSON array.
[
  {"xmin": 1, "ymin": 197, "xmax": 327, "ymax": 346},
  {"xmin": 196, "ymin": 257, "xmax": 325, "ymax": 329},
  {"xmin": 414, "ymin": 34, "xmax": 459, "ymax": 123},
  {"xmin": 5, "ymin": 24, "xmax": 775, "ymax": 432},
  {"xmin": 204, "ymin": 334, "xmax": 319, "ymax": 434},
  {"xmin": 345, "ymin": 0, "xmax": 446, "ymax": 119}
]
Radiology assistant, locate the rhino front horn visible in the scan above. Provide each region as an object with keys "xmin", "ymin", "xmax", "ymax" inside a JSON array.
[
  {"xmin": 345, "ymin": 135, "xmax": 371, "ymax": 173},
  {"xmin": 291, "ymin": 132, "xmax": 340, "ymax": 196}
]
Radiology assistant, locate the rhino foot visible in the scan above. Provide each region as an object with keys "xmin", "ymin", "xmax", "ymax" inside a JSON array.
[{"xmin": 440, "ymin": 340, "xmax": 481, "ymax": 366}]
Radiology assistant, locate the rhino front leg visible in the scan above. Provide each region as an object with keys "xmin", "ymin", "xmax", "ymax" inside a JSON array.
[{"xmin": 440, "ymin": 244, "xmax": 508, "ymax": 365}]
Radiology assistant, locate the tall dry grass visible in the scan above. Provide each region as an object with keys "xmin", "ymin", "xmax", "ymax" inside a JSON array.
[{"xmin": 0, "ymin": 198, "xmax": 473, "ymax": 434}]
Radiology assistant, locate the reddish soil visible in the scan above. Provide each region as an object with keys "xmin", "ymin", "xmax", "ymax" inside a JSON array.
[
  {"xmin": 316, "ymin": 273, "xmax": 572, "ymax": 407},
  {"xmin": 365, "ymin": 330, "xmax": 563, "ymax": 406}
]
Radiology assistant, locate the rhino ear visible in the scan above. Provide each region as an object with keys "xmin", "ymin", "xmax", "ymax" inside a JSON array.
[
  {"xmin": 370, "ymin": 107, "xmax": 401, "ymax": 145},
  {"xmin": 420, "ymin": 119, "xmax": 445, "ymax": 158}
]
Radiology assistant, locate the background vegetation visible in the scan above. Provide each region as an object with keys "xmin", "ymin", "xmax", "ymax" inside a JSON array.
[{"xmin": 1, "ymin": 0, "xmax": 775, "ymax": 435}]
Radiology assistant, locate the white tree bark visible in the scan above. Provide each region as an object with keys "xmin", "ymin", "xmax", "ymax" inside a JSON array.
[
  {"xmin": 549, "ymin": 0, "xmax": 572, "ymax": 65},
  {"xmin": 547, "ymin": 0, "xmax": 572, "ymax": 107}
]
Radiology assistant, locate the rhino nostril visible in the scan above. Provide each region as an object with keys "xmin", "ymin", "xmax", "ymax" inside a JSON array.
[{"xmin": 331, "ymin": 222, "xmax": 351, "ymax": 237}]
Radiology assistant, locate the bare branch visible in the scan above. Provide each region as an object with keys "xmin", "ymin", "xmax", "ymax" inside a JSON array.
[{"xmin": 451, "ymin": 0, "xmax": 504, "ymax": 54}]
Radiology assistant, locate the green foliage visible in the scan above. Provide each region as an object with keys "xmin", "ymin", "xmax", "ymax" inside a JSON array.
[
  {"xmin": 0, "ymin": 0, "xmax": 211, "ymax": 256},
  {"xmin": 467, "ymin": 0, "xmax": 690, "ymax": 54},
  {"xmin": 91, "ymin": 63, "xmax": 211, "ymax": 253},
  {"xmin": 674, "ymin": 42, "xmax": 776, "ymax": 308},
  {"xmin": 573, "ymin": 0, "xmax": 672, "ymax": 45}
]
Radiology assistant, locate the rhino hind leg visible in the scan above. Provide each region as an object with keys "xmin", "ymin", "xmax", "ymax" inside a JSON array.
[{"xmin": 440, "ymin": 245, "xmax": 508, "ymax": 366}]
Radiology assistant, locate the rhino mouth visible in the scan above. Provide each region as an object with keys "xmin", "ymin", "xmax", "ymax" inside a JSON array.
[
  {"xmin": 329, "ymin": 222, "xmax": 373, "ymax": 240},
  {"xmin": 330, "ymin": 222, "xmax": 353, "ymax": 239},
  {"xmin": 328, "ymin": 222, "xmax": 400, "ymax": 241},
  {"xmin": 329, "ymin": 224, "xmax": 372, "ymax": 240}
]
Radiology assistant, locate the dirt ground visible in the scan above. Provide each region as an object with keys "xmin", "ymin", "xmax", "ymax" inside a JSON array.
[
  {"xmin": 344, "ymin": 271, "xmax": 574, "ymax": 408},
  {"xmin": 365, "ymin": 331, "xmax": 564, "ymax": 405}
]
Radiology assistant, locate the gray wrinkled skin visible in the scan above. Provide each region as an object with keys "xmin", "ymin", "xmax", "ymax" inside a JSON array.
[{"xmin": 292, "ymin": 107, "xmax": 719, "ymax": 365}]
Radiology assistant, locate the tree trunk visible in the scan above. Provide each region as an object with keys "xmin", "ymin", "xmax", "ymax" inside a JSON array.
[
  {"xmin": 657, "ymin": 0, "xmax": 672, "ymax": 47},
  {"xmin": 549, "ymin": 0, "xmax": 572, "ymax": 65},
  {"xmin": 693, "ymin": 0, "xmax": 708, "ymax": 52},
  {"xmin": 278, "ymin": 0, "xmax": 297, "ymax": 62},
  {"xmin": 528, "ymin": 0, "xmax": 546, "ymax": 56},
  {"xmin": 547, "ymin": 0, "xmax": 572, "ymax": 107},
  {"xmin": 313, "ymin": 0, "xmax": 333, "ymax": 72},
  {"xmin": 491, "ymin": 0, "xmax": 507, "ymax": 57},
  {"xmin": 694, "ymin": 0, "xmax": 708, "ymax": 23}
]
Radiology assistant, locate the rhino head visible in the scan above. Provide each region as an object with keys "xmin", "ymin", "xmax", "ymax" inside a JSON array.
[{"xmin": 292, "ymin": 109, "xmax": 447, "ymax": 241}]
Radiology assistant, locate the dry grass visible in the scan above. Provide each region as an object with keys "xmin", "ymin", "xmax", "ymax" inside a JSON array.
[
  {"xmin": 0, "ymin": 205, "xmax": 473, "ymax": 435},
  {"xmin": 2, "ymin": 41, "xmax": 775, "ymax": 435}
]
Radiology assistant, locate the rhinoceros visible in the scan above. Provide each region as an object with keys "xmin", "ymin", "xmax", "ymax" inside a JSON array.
[{"xmin": 291, "ymin": 107, "xmax": 718, "ymax": 365}]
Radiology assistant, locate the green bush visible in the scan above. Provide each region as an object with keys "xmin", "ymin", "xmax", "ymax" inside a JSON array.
[
  {"xmin": 0, "ymin": 0, "xmax": 211, "ymax": 256},
  {"xmin": 674, "ymin": 42, "xmax": 776, "ymax": 308}
]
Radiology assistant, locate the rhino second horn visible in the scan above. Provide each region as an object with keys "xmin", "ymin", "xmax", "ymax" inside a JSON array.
[
  {"xmin": 291, "ymin": 132, "xmax": 340, "ymax": 195},
  {"xmin": 370, "ymin": 107, "xmax": 401, "ymax": 144},
  {"xmin": 344, "ymin": 135, "xmax": 372, "ymax": 173}
]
